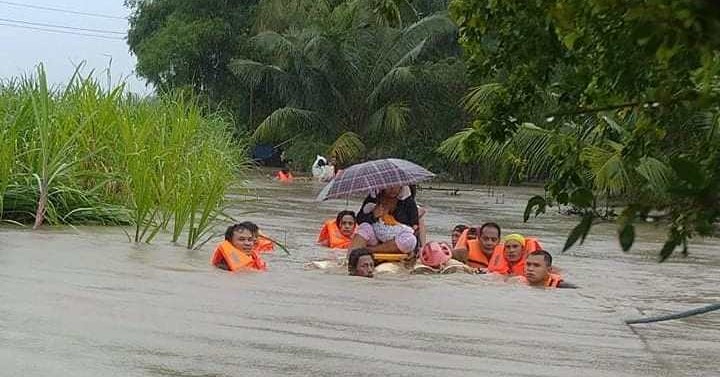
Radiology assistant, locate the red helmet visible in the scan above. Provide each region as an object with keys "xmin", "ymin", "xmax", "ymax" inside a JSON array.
[{"xmin": 420, "ymin": 241, "xmax": 452, "ymax": 268}]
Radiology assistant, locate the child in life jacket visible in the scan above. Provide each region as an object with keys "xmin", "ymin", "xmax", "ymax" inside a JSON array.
[{"xmin": 210, "ymin": 222, "xmax": 267, "ymax": 271}]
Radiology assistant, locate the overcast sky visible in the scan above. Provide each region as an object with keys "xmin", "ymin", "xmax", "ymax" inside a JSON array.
[{"xmin": 0, "ymin": 0, "xmax": 150, "ymax": 94}]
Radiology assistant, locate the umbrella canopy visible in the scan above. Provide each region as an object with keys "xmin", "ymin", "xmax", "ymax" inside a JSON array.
[{"xmin": 316, "ymin": 158, "xmax": 435, "ymax": 201}]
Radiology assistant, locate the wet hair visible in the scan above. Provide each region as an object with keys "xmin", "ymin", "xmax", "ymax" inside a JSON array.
[
  {"xmin": 224, "ymin": 221, "xmax": 259, "ymax": 241},
  {"xmin": 336, "ymin": 210, "xmax": 356, "ymax": 227},
  {"xmin": 479, "ymin": 222, "xmax": 502, "ymax": 237},
  {"xmin": 529, "ymin": 250, "xmax": 552, "ymax": 267},
  {"xmin": 453, "ymin": 224, "xmax": 468, "ymax": 233},
  {"xmin": 348, "ymin": 248, "xmax": 373, "ymax": 274}
]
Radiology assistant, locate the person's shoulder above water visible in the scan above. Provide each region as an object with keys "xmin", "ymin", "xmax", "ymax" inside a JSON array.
[
  {"xmin": 211, "ymin": 222, "xmax": 267, "ymax": 272},
  {"xmin": 523, "ymin": 250, "xmax": 577, "ymax": 288}
]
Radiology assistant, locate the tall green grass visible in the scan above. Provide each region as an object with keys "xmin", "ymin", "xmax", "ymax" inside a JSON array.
[{"xmin": 0, "ymin": 65, "xmax": 247, "ymax": 248}]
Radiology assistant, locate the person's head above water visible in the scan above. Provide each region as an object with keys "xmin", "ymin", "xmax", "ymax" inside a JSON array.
[
  {"xmin": 348, "ymin": 248, "xmax": 374, "ymax": 278},
  {"xmin": 503, "ymin": 233, "xmax": 525, "ymax": 263},
  {"xmin": 451, "ymin": 224, "xmax": 468, "ymax": 247},
  {"xmin": 225, "ymin": 222, "xmax": 259, "ymax": 253},
  {"xmin": 335, "ymin": 210, "xmax": 356, "ymax": 237},
  {"xmin": 525, "ymin": 250, "xmax": 552, "ymax": 286},
  {"xmin": 479, "ymin": 222, "xmax": 501, "ymax": 254}
]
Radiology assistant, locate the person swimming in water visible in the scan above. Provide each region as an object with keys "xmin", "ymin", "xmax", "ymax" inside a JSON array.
[
  {"xmin": 521, "ymin": 250, "xmax": 576, "ymax": 288},
  {"xmin": 211, "ymin": 222, "xmax": 267, "ymax": 271},
  {"xmin": 451, "ymin": 224, "xmax": 468, "ymax": 248},
  {"xmin": 348, "ymin": 248, "xmax": 374, "ymax": 278},
  {"xmin": 317, "ymin": 210, "xmax": 356, "ymax": 249}
]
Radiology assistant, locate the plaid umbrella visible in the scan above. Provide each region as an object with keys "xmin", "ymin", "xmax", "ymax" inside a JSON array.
[{"xmin": 316, "ymin": 158, "xmax": 435, "ymax": 201}]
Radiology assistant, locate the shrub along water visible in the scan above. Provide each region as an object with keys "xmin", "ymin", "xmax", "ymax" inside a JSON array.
[{"xmin": 0, "ymin": 66, "xmax": 245, "ymax": 248}]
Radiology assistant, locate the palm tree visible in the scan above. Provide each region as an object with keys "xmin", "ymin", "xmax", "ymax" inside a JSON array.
[
  {"xmin": 439, "ymin": 87, "xmax": 674, "ymax": 202},
  {"xmin": 230, "ymin": 0, "xmax": 458, "ymax": 165}
]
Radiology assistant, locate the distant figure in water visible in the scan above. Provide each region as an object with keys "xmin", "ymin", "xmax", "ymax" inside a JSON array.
[
  {"xmin": 211, "ymin": 222, "xmax": 267, "ymax": 272},
  {"xmin": 450, "ymin": 224, "xmax": 468, "ymax": 248},
  {"xmin": 348, "ymin": 248, "xmax": 374, "ymax": 278},
  {"xmin": 276, "ymin": 165, "xmax": 294, "ymax": 183},
  {"xmin": 521, "ymin": 250, "xmax": 576, "ymax": 288}
]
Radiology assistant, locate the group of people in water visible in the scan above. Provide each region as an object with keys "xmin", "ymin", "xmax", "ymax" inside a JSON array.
[{"xmin": 211, "ymin": 185, "xmax": 575, "ymax": 289}]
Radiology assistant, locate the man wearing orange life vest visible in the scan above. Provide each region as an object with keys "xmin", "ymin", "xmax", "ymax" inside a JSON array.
[
  {"xmin": 211, "ymin": 222, "xmax": 267, "ymax": 272},
  {"xmin": 452, "ymin": 222, "xmax": 502, "ymax": 270},
  {"xmin": 317, "ymin": 210, "xmax": 356, "ymax": 249},
  {"xmin": 521, "ymin": 250, "xmax": 576, "ymax": 288},
  {"xmin": 487, "ymin": 233, "xmax": 537, "ymax": 276}
]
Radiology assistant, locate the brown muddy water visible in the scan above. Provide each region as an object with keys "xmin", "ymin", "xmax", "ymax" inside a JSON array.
[{"xmin": 1, "ymin": 173, "xmax": 719, "ymax": 377}]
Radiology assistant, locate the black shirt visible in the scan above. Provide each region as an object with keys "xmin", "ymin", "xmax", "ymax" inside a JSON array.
[{"xmin": 356, "ymin": 194, "xmax": 419, "ymax": 228}]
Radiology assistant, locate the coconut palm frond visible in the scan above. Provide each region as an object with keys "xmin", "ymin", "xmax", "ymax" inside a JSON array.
[
  {"xmin": 328, "ymin": 131, "xmax": 365, "ymax": 164},
  {"xmin": 253, "ymin": 107, "xmax": 319, "ymax": 142},
  {"xmin": 437, "ymin": 127, "xmax": 486, "ymax": 163},
  {"xmin": 393, "ymin": 38, "xmax": 427, "ymax": 68},
  {"xmin": 513, "ymin": 123, "xmax": 556, "ymax": 176},
  {"xmin": 229, "ymin": 59, "xmax": 287, "ymax": 88},
  {"xmin": 368, "ymin": 102, "xmax": 410, "ymax": 137},
  {"xmin": 369, "ymin": 66, "xmax": 415, "ymax": 107},
  {"xmin": 461, "ymin": 83, "xmax": 507, "ymax": 117},
  {"xmin": 582, "ymin": 145, "xmax": 631, "ymax": 197},
  {"xmin": 251, "ymin": 31, "xmax": 298, "ymax": 58},
  {"xmin": 636, "ymin": 156, "xmax": 673, "ymax": 194},
  {"xmin": 370, "ymin": 12, "xmax": 457, "ymax": 85}
]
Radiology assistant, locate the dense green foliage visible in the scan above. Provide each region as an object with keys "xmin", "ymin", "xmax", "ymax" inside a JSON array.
[
  {"xmin": 126, "ymin": 0, "xmax": 260, "ymax": 120},
  {"xmin": 447, "ymin": 0, "xmax": 720, "ymax": 258},
  {"xmin": 0, "ymin": 66, "xmax": 244, "ymax": 248},
  {"xmin": 127, "ymin": 0, "xmax": 467, "ymax": 170}
]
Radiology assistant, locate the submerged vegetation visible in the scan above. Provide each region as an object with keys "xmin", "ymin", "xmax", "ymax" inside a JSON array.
[{"xmin": 0, "ymin": 66, "xmax": 244, "ymax": 248}]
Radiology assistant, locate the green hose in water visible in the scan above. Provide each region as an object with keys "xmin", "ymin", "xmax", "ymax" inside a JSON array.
[{"xmin": 626, "ymin": 303, "xmax": 720, "ymax": 325}]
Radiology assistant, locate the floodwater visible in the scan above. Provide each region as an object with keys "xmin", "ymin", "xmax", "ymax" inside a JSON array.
[{"xmin": 1, "ymin": 173, "xmax": 719, "ymax": 377}]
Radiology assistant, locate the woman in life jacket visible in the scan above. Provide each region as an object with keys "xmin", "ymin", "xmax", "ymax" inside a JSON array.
[
  {"xmin": 487, "ymin": 233, "xmax": 538, "ymax": 276},
  {"xmin": 211, "ymin": 222, "xmax": 267, "ymax": 272},
  {"xmin": 317, "ymin": 210, "xmax": 356, "ymax": 249}
]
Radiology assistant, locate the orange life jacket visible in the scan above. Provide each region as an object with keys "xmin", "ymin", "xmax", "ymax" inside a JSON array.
[
  {"xmin": 210, "ymin": 240, "xmax": 267, "ymax": 272},
  {"xmin": 317, "ymin": 219, "xmax": 354, "ymax": 249},
  {"xmin": 454, "ymin": 228, "xmax": 499, "ymax": 268},
  {"xmin": 487, "ymin": 237, "xmax": 543, "ymax": 276},
  {"xmin": 255, "ymin": 236, "xmax": 274, "ymax": 253},
  {"xmin": 466, "ymin": 240, "xmax": 503, "ymax": 268},
  {"xmin": 277, "ymin": 171, "xmax": 294, "ymax": 183},
  {"xmin": 519, "ymin": 273, "xmax": 563, "ymax": 288}
]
